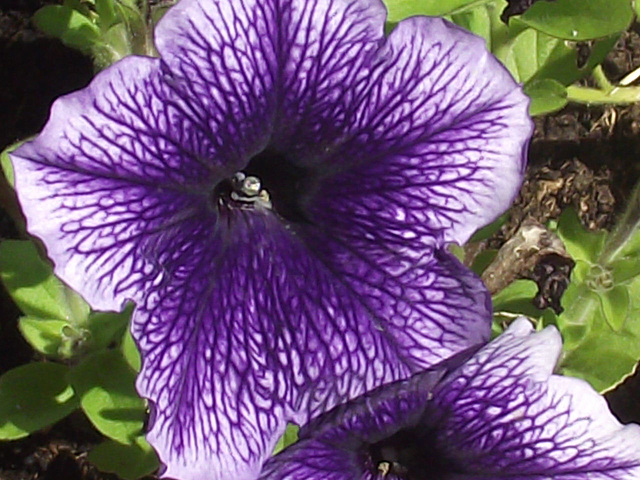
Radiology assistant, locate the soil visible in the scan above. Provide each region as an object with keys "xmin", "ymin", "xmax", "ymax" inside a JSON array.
[{"xmin": 1, "ymin": 3, "xmax": 640, "ymax": 480}]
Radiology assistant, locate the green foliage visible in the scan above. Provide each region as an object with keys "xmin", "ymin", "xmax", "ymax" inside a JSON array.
[
  {"xmin": 0, "ymin": 239, "xmax": 132, "ymax": 359},
  {"xmin": 493, "ymin": 206, "xmax": 640, "ymax": 393},
  {"xmin": 384, "ymin": 0, "xmax": 488, "ymax": 20},
  {"xmin": 33, "ymin": 5, "xmax": 101, "ymax": 54},
  {"xmin": 18, "ymin": 317, "xmax": 79, "ymax": 357},
  {"xmin": 519, "ymin": 0, "xmax": 633, "ymax": 41},
  {"xmin": 32, "ymin": 0, "xmax": 157, "ymax": 69},
  {"xmin": 469, "ymin": 214, "xmax": 507, "ymax": 242},
  {"xmin": 383, "ymin": 0, "xmax": 627, "ymax": 115},
  {"xmin": 554, "ymin": 205, "xmax": 640, "ymax": 392},
  {"xmin": 88, "ymin": 437, "xmax": 159, "ymax": 480},
  {"xmin": 69, "ymin": 350, "xmax": 146, "ymax": 445},
  {"xmin": 0, "ymin": 140, "xmax": 27, "ymax": 188},
  {"xmin": 492, "ymin": 279, "xmax": 547, "ymax": 320},
  {"xmin": 121, "ymin": 329, "xmax": 142, "ymax": 372},
  {"xmin": 0, "ymin": 363, "xmax": 78, "ymax": 439},
  {"xmin": 272, "ymin": 424, "xmax": 300, "ymax": 455},
  {"xmin": 524, "ymin": 79, "xmax": 567, "ymax": 116},
  {"xmin": 0, "ymin": 240, "xmax": 89, "ymax": 323},
  {"xmin": 0, "ymin": 238, "xmax": 147, "ymax": 477}
]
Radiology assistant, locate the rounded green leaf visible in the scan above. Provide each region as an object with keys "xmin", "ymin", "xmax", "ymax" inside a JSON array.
[
  {"xmin": 18, "ymin": 317, "xmax": 69, "ymax": 357},
  {"xmin": 69, "ymin": 350, "xmax": 145, "ymax": 444},
  {"xmin": 524, "ymin": 78, "xmax": 568, "ymax": 116},
  {"xmin": 492, "ymin": 279, "xmax": 547, "ymax": 318},
  {"xmin": 88, "ymin": 436, "xmax": 158, "ymax": 480},
  {"xmin": 559, "ymin": 274, "xmax": 640, "ymax": 393},
  {"xmin": 1, "ymin": 140, "xmax": 29, "ymax": 188},
  {"xmin": 470, "ymin": 249, "xmax": 498, "ymax": 276},
  {"xmin": 272, "ymin": 424, "xmax": 300, "ymax": 455},
  {"xmin": 555, "ymin": 208, "xmax": 607, "ymax": 262},
  {"xmin": 121, "ymin": 329, "xmax": 141, "ymax": 373},
  {"xmin": 384, "ymin": 0, "xmax": 484, "ymax": 21},
  {"xmin": 87, "ymin": 304, "xmax": 132, "ymax": 351},
  {"xmin": 33, "ymin": 5, "xmax": 101, "ymax": 52},
  {"xmin": 610, "ymin": 257, "xmax": 640, "ymax": 284},
  {"xmin": 519, "ymin": 0, "xmax": 633, "ymax": 41},
  {"xmin": 0, "ymin": 240, "xmax": 90, "ymax": 322},
  {"xmin": 450, "ymin": 4, "xmax": 492, "ymax": 45},
  {"xmin": 598, "ymin": 285, "xmax": 630, "ymax": 332},
  {"xmin": 0, "ymin": 363, "xmax": 77, "ymax": 440},
  {"xmin": 95, "ymin": 0, "xmax": 119, "ymax": 30}
]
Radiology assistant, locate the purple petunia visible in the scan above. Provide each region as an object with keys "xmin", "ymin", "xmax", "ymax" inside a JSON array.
[
  {"xmin": 10, "ymin": 0, "xmax": 532, "ymax": 478},
  {"xmin": 260, "ymin": 317, "xmax": 640, "ymax": 480}
]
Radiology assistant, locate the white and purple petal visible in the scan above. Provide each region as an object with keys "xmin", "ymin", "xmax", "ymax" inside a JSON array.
[
  {"xmin": 307, "ymin": 17, "xmax": 533, "ymax": 247},
  {"xmin": 426, "ymin": 317, "xmax": 640, "ymax": 479}
]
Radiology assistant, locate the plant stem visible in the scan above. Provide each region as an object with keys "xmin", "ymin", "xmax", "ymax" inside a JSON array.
[
  {"xmin": 600, "ymin": 179, "xmax": 640, "ymax": 265},
  {"xmin": 566, "ymin": 85, "xmax": 640, "ymax": 105},
  {"xmin": 591, "ymin": 65, "xmax": 614, "ymax": 93}
]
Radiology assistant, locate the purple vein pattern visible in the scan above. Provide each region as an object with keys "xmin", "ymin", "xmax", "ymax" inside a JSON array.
[
  {"xmin": 261, "ymin": 318, "xmax": 640, "ymax": 480},
  {"xmin": 10, "ymin": 0, "xmax": 532, "ymax": 478}
]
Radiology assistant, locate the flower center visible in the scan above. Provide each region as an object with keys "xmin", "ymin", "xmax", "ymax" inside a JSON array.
[
  {"xmin": 214, "ymin": 148, "xmax": 312, "ymax": 223},
  {"xmin": 369, "ymin": 428, "xmax": 458, "ymax": 480}
]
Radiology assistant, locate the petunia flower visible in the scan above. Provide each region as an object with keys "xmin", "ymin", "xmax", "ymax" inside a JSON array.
[
  {"xmin": 9, "ymin": 0, "xmax": 532, "ymax": 478},
  {"xmin": 260, "ymin": 317, "xmax": 640, "ymax": 480}
]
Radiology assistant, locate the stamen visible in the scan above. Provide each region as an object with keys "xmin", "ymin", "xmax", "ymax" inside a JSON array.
[{"xmin": 217, "ymin": 171, "xmax": 272, "ymax": 210}]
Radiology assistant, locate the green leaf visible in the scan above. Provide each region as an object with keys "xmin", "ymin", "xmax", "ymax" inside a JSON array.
[
  {"xmin": 18, "ymin": 317, "xmax": 70, "ymax": 357},
  {"xmin": 610, "ymin": 257, "xmax": 640, "ymax": 284},
  {"xmin": 121, "ymin": 328, "xmax": 141, "ymax": 373},
  {"xmin": 448, "ymin": 243, "xmax": 465, "ymax": 262},
  {"xmin": 556, "ymin": 281, "xmax": 599, "ymax": 347},
  {"xmin": 528, "ymin": 34, "xmax": 618, "ymax": 86},
  {"xmin": 599, "ymin": 182, "xmax": 640, "ymax": 263},
  {"xmin": 0, "ymin": 363, "xmax": 78, "ymax": 439},
  {"xmin": 598, "ymin": 285, "xmax": 629, "ymax": 332},
  {"xmin": 0, "ymin": 240, "xmax": 90, "ymax": 322},
  {"xmin": 87, "ymin": 304, "xmax": 133, "ymax": 352},
  {"xmin": 558, "ymin": 277, "xmax": 640, "ymax": 393},
  {"xmin": 470, "ymin": 249, "xmax": 497, "ymax": 276},
  {"xmin": 469, "ymin": 214, "xmax": 507, "ymax": 242},
  {"xmin": 492, "ymin": 279, "xmax": 546, "ymax": 318},
  {"xmin": 88, "ymin": 436, "xmax": 158, "ymax": 480},
  {"xmin": 95, "ymin": 0, "xmax": 119, "ymax": 30},
  {"xmin": 524, "ymin": 78, "xmax": 567, "ymax": 116},
  {"xmin": 519, "ymin": 0, "xmax": 633, "ymax": 41},
  {"xmin": 1, "ymin": 140, "xmax": 28, "ymax": 189},
  {"xmin": 383, "ymin": 0, "xmax": 489, "ymax": 21},
  {"xmin": 497, "ymin": 23, "xmax": 617, "ymax": 86},
  {"xmin": 554, "ymin": 209, "xmax": 606, "ymax": 262},
  {"xmin": 450, "ymin": 4, "xmax": 492, "ymax": 46},
  {"xmin": 69, "ymin": 350, "xmax": 145, "ymax": 444},
  {"xmin": 272, "ymin": 424, "xmax": 300, "ymax": 455},
  {"xmin": 33, "ymin": 5, "xmax": 101, "ymax": 52}
]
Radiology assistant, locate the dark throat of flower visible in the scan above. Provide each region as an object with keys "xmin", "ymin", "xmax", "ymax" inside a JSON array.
[
  {"xmin": 368, "ymin": 427, "xmax": 459, "ymax": 480},
  {"xmin": 213, "ymin": 148, "xmax": 312, "ymax": 224}
]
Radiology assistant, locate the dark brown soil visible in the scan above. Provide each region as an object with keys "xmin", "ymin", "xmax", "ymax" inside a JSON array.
[{"xmin": 1, "ymin": 4, "xmax": 640, "ymax": 480}]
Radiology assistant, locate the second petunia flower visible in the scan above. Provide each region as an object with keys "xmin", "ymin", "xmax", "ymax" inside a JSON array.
[
  {"xmin": 10, "ymin": 0, "xmax": 532, "ymax": 478},
  {"xmin": 260, "ymin": 318, "xmax": 640, "ymax": 480}
]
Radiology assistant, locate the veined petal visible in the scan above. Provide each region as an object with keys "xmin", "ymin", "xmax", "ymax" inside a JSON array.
[
  {"xmin": 154, "ymin": 0, "xmax": 387, "ymax": 163},
  {"xmin": 272, "ymin": 0, "xmax": 386, "ymax": 157},
  {"xmin": 154, "ymin": 0, "xmax": 277, "ymax": 166},
  {"xmin": 11, "ymin": 1, "xmax": 521, "ymax": 479},
  {"xmin": 10, "ymin": 56, "xmax": 222, "ymax": 312},
  {"xmin": 263, "ymin": 319, "xmax": 640, "ymax": 480},
  {"xmin": 135, "ymin": 208, "xmax": 488, "ymax": 480},
  {"xmin": 260, "ymin": 367, "xmax": 450, "ymax": 480},
  {"xmin": 310, "ymin": 17, "xmax": 533, "ymax": 247},
  {"xmin": 427, "ymin": 317, "xmax": 640, "ymax": 479}
]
